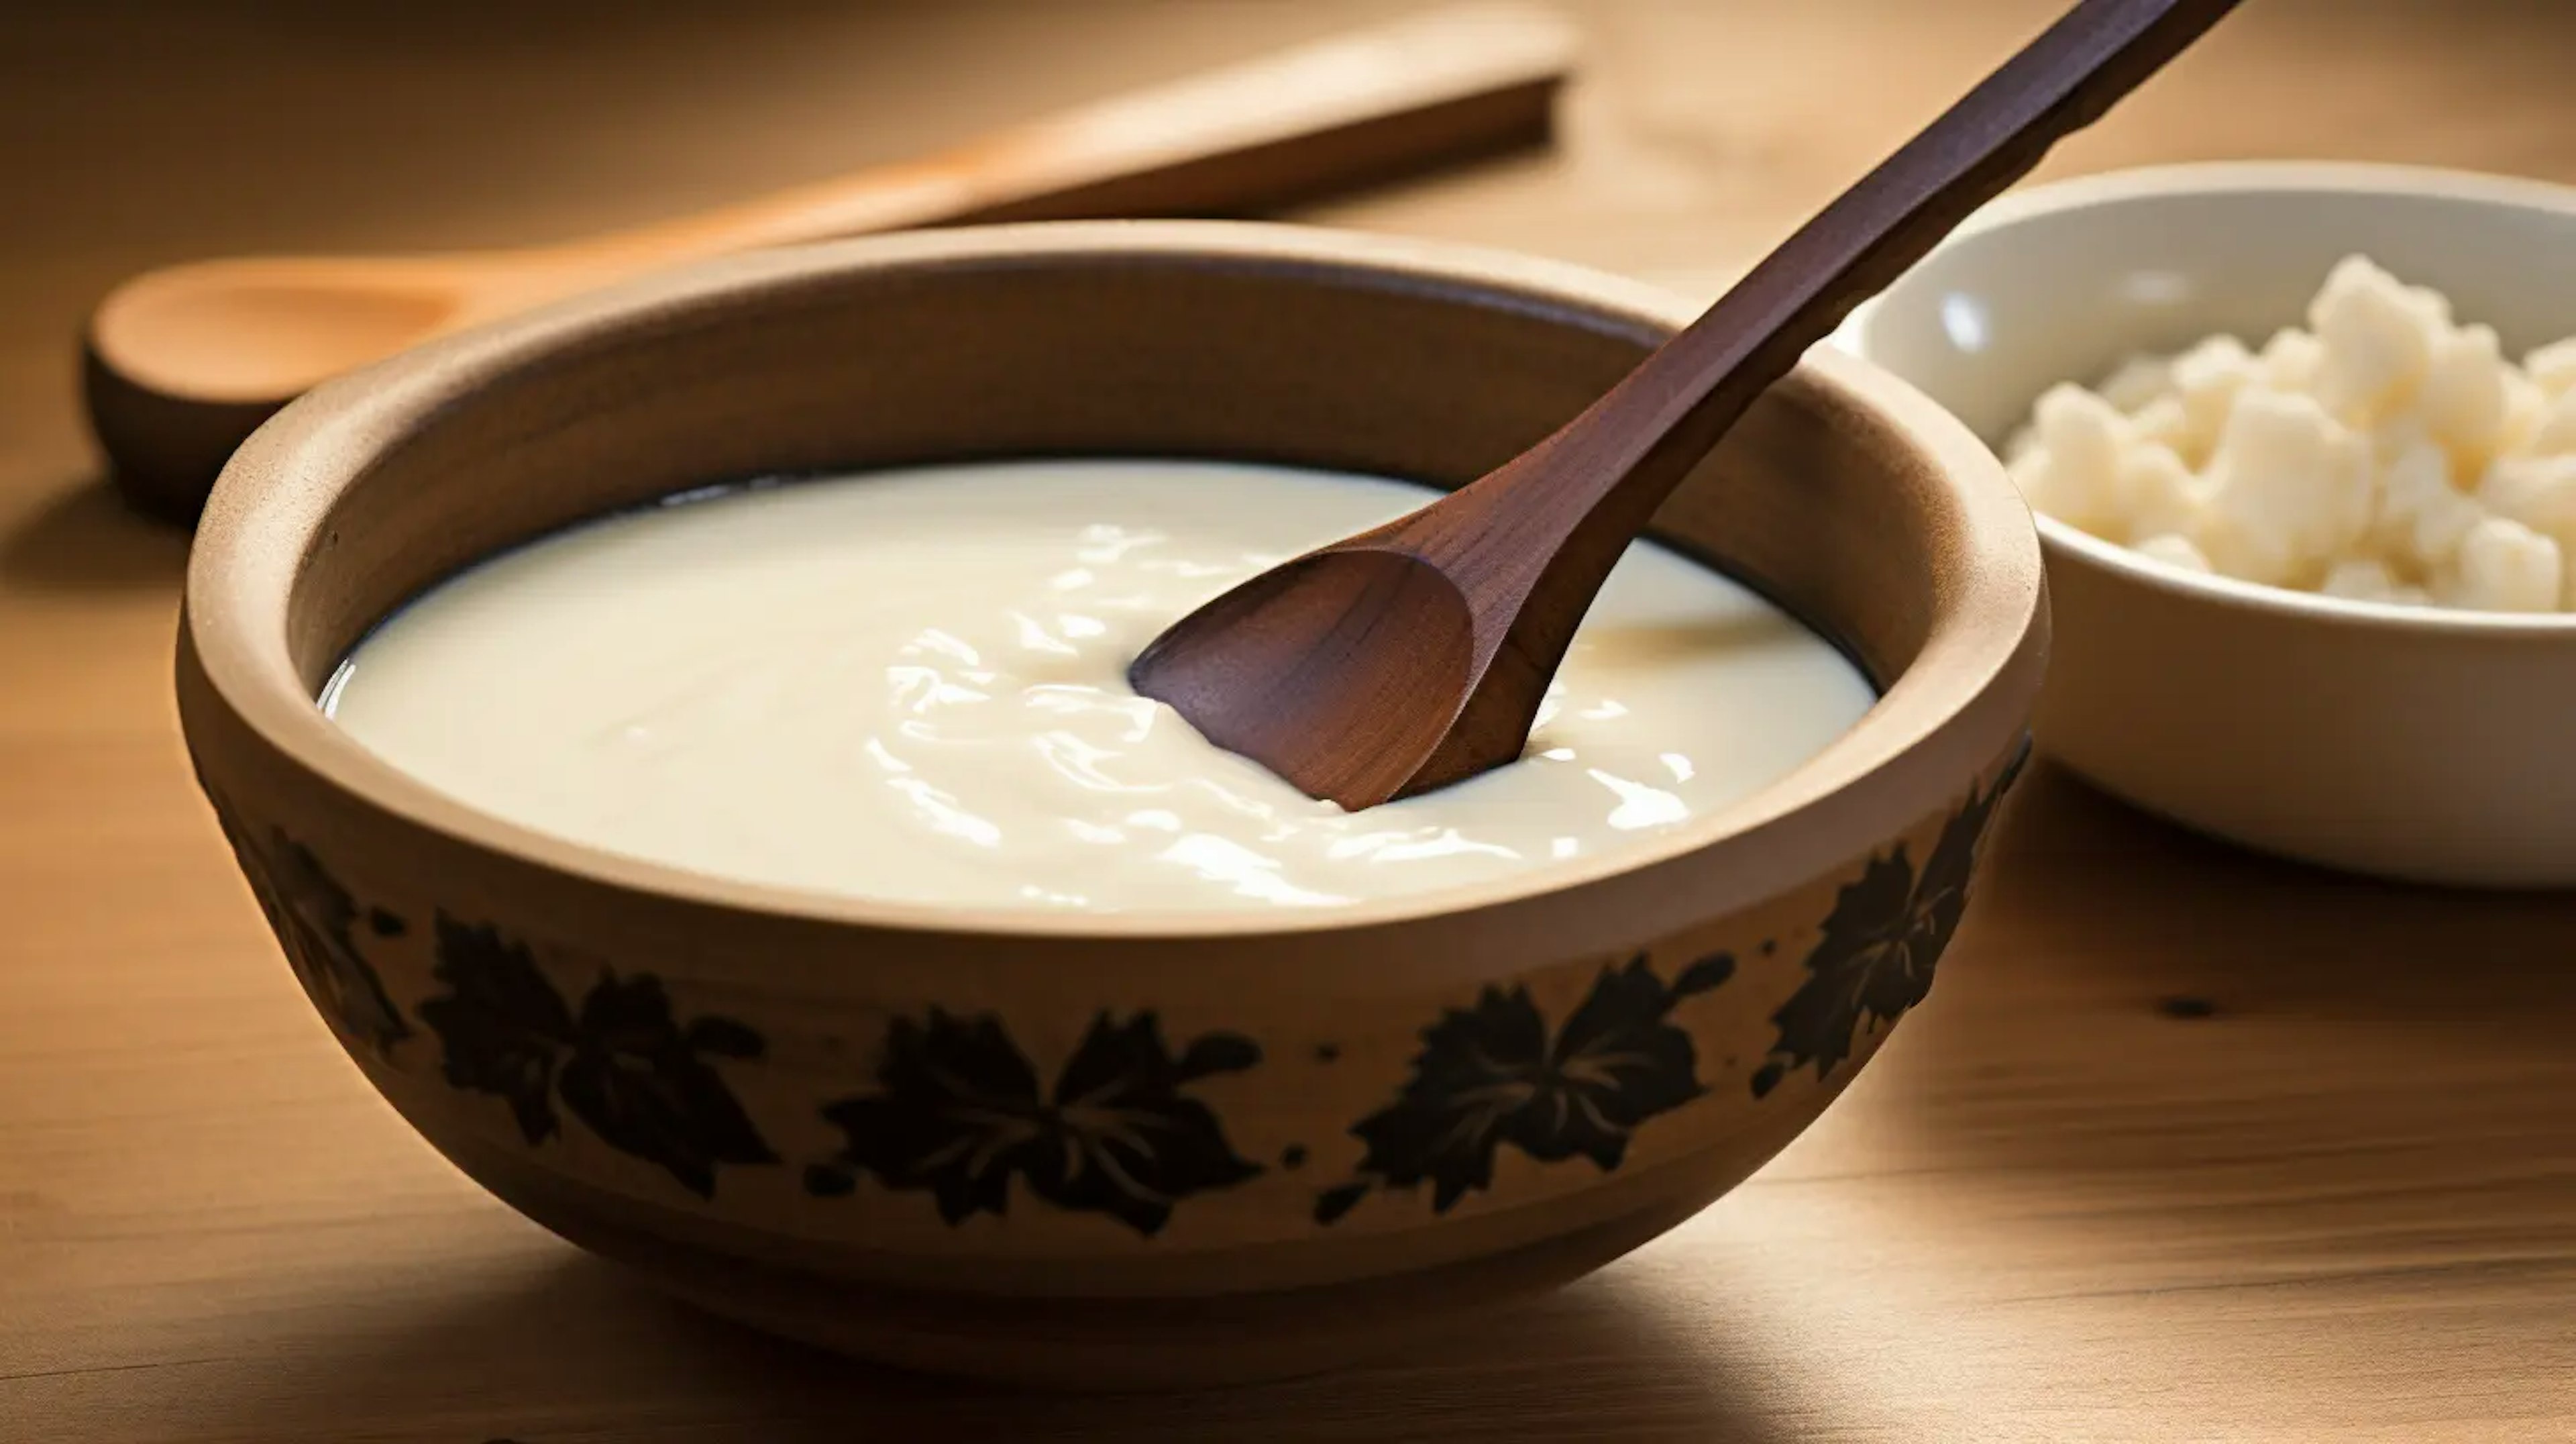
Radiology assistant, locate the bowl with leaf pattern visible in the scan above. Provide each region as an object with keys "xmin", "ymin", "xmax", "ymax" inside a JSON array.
[{"xmin": 176, "ymin": 221, "xmax": 2046, "ymax": 1390}]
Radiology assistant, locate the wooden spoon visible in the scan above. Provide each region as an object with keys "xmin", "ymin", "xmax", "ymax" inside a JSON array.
[
  {"xmin": 86, "ymin": 3, "xmax": 1576, "ymax": 524},
  {"xmin": 1131, "ymin": 0, "xmax": 2241, "ymax": 811}
]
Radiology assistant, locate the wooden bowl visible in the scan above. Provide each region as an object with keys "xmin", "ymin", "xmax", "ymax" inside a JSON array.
[
  {"xmin": 1843, "ymin": 162, "xmax": 2576, "ymax": 886},
  {"xmin": 176, "ymin": 221, "xmax": 2045, "ymax": 1390}
]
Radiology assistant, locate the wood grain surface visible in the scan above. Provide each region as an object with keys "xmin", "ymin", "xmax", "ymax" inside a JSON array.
[{"xmin": 3, "ymin": 2, "xmax": 2572, "ymax": 1439}]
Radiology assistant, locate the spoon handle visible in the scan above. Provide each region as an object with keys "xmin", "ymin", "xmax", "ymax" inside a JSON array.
[
  {"xmin": 568, "ymin": 4, "xmax": 1576, "ymax": 268},
  {"xmin": 1432, "ymin": 0, "xmax": 2242, "ymax": 582},
  {"xmin": 1132, "ymin": 0, "xmax": 2239, "ymax": 812}
]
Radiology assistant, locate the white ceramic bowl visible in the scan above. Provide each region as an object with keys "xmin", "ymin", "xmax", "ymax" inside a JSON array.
[{"xmin": 1841, "ymin": 162, "xmax": 2576, "ymax": 888}]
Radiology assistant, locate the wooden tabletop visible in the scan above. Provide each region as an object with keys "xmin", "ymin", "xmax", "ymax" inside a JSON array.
[{"xmin": 5, "ymin": 3, "xmax": 2571, "ymax": 1439}]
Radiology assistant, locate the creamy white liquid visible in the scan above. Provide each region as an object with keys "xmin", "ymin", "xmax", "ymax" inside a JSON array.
[{"xmin": 327, "ymin": 460, "xmax": 1875, "ymax": 913}]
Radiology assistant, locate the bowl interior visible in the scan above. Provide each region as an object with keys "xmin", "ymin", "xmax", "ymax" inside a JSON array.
[
  {"xmin": 281, "ymin": 239, "xmax": 1958, "ymax": 692},
  {"xmin": 1848, "ymin": 166, "xmax": 2576, "ymax": 445},
  {"xmin": 191, "ymin": 223, "xmax": 2037, "ymax": 944}
]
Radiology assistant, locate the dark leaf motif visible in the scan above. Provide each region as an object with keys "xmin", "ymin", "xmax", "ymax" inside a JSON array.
[
  {"xmin": 1672, "ymin": 951, "xmax": 1737, "ymax": 998},
  {"xmin": 415, "ymin": 917, "xmax": 775, "ymax": 1199},
  {"xmin": 1752, "ymin": 752, "xmax": 2023, "ymax": 1099},
  {"xmin": 1994, "ymin": 731, "xmax": 2035, "ymax": 802},
  {"xmin": 687, "ymin": 1016, "xmax": 765, "ymax": 1059},
  {"xmin": 812, "ymin": 1010, "xmax": 1264, "ymax": 1237},
  {"xmin": 820, "ymin": 1013, "xmax": 1035, "ymax": 1225},
  {"xmin": 1178, "ymin": 1032, "xmax": 1263, "ymax": 1078},
  {"xmin": 418, "ymin": 917, "xmax": 570, "ymax": 1145},
  {"xmin": 1314, "ymin": 1182, "xmax": 1370, "ymax": 1225},
  {"xmin": 214, "ymin": 807, "xmax": 411, "ymax": 1057},
  {"xmin": 1317, "ymin": 951, "xmax": 1731, "ymax": 1224},
  {"xmin": 1344, "ymin": 986, "xmax": 1543, "ymax": 1211},
  {"xmin": 557, "ymin": 974, "xmax": 780, "ymax": 1199},
  {"xmin": 803, "ymin": 1163, "xmax": 858, "ymax": 1197}
]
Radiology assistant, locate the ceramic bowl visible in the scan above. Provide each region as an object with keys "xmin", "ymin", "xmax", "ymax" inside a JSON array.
[
  {"xmin": 1843, "ymin": 161, "xmax": 2576, "ymax": 888},
  {"xmin": 177, "ymin": 221, "xmax": 2045, "ymax": 1389}
]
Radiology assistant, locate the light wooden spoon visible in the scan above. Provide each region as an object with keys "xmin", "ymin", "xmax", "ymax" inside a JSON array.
[
  {"xmin": 86, "ymin": 3, "xmax": 1577, "ymax": 523},
  {"xmin": 1130, "ymin": 0, "xmax": 2241, "ymax": 811}
]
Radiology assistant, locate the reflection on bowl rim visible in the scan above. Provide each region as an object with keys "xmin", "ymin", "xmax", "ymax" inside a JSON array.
[
  {"xmin": 186, "ymin": 220, "xmax": 2042, "ymax": 947},
  {"xmin": 1841, "ymin": 158, "xmax": 2576, "ymax": 639}
]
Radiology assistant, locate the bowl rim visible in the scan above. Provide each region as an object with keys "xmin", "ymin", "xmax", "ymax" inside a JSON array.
[
  {"xmin": 1843, "ymin": 158, "xmax": 2576, "ymax": 639},
  {"xmin": 184, "ymin": 219, "xmax": 2043, "ymax": 945}
]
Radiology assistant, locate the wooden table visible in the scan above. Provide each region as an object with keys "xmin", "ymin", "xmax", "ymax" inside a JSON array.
[{"xmin": 5, "ymin": 3, "xmax": 2571, "ymax": 1439}]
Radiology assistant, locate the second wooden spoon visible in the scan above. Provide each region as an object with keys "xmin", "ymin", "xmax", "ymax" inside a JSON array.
[
  {"xmin": 86, "ymin": 4, "xmax": 1576, "ymax": 523},
  {"xmin": 1132, "ymin": 0, "xmax": 2243, "ymax": 811}
]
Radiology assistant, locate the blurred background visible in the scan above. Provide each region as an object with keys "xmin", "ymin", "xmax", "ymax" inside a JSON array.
[{"xmin": 9, "ymin": 0, "xmax": 2576, "ymax": 517}]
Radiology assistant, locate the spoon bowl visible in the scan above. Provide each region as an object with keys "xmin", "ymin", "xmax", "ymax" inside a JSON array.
[
  {"xmin": 91, "ymin": 257, "xmax": 482, "ymax": 402},
  {"xmin": 1132, "ymin": 547, "xmax": 1483, "ymax": 809}
]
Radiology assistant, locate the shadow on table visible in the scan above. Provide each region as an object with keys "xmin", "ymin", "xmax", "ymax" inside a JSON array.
[
  {"xmin": 1977, "ymin": 758, "xmax": 2576, "ymax": 1027},
  {"xmin": 207, "ymin": 1251, "xmax": 1803, "ymax": 1444},
  {"xmin": 1880, "ymin": 756, "xmax": 2576, "ymax": 1209},
  {"xmin": 0, "ymin": 474, "xmax": 189, "ymax": 595}
]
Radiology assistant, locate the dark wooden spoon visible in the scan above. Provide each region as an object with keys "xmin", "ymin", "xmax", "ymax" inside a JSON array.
[{"xmin": 1131, "ymin": 0, "xmax": 2240, "ymax": 811}]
